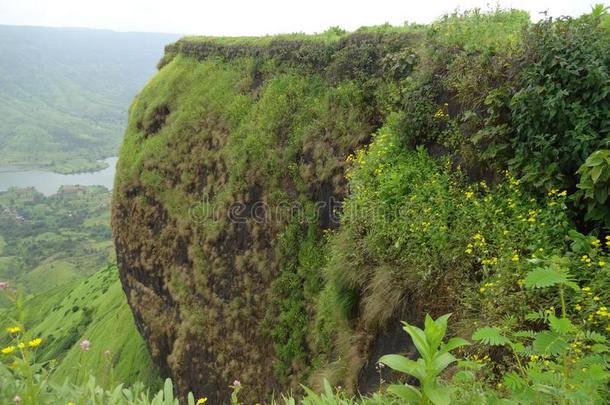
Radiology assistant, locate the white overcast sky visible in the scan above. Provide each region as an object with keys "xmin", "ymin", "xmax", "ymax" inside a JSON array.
[{"xmin": 0, "ymin": 0, "xmax": 603, "ymax": 36}]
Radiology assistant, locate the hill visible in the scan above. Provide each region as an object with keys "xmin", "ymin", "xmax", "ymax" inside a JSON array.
[
  {"xmin": 0, "ymin": 26, "xmax": 179, "ymax": 173},
  {"xmin": 25, "ymin": 266, "xmax": 159, "ymax": 387},
  {"xmin": 1, "ymin": 265, "xmax": 159, "ymax": 392},
  {"xmin": 112, "ymin": 7, "xmax": 610, "ymax": 404}
]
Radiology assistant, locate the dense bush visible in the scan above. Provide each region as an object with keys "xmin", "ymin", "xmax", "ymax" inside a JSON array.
[{"xmin": 509, "ymin": 15, "xmax": 610, "ymax": 192}]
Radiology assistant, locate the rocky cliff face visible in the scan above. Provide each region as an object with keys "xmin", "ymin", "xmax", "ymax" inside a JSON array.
[{"xmin": 112, "ymin": 31, "xmax": 418, "ymax": 402}]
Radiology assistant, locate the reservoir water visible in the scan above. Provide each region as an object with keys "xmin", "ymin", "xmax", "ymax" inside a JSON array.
[{"xmin": 0, "ymin": 157, "xmax": 118, "ymax": 196}]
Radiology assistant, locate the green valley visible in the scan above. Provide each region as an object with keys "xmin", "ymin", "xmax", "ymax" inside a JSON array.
[
  {"xmin": 0, "ymin": 186, "xmax": 113, "ymax": 295},
  {"xmin": 0, "ymin": 26, "xmax": 179, "ymax": 173}
]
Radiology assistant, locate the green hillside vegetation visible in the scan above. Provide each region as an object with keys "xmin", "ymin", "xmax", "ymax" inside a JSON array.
[
  {"xmin": 24, "ymin": 266, "xmax": 159, "ymax": 387},
  {"xmin": 0, "ymin": 186, "xmax": 114, "ymax": 296},
  {"xmin": 0, "ymin": 266, "xmax": 160, "ymax": 403},
  {"xmin": 0, "ymin": 186, "xmax": 158, "ymax": 398},
  {"xmin": 2, "ymin": 5, "xmax": 610, "ymax": 405},
  {"xmin": 0, "ymin": 26, "xmax": 179, "ymax": 172},
  {"xmin": 111, "ymin": 6, "xmax": 610, "ymax": 403}
]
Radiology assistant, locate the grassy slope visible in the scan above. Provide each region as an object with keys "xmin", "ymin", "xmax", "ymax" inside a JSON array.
[
  {"xmin": 18, "ymin": 266, "xmax": 159, "ymax": 388},
  {"xmin": 0, "ymin": 187, "xmax": 158, "ymax": 388}
]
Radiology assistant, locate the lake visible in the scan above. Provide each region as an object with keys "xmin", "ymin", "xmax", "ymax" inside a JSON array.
[{"xmin": 0, "ymin": 157, "xmax": 118, "ymax": 196}]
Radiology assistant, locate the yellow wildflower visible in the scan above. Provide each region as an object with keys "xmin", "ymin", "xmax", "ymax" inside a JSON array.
[
  {"xmin": 575, "ymin": 304, "xmax": 582, "ymax": 311},
  {"xmin": 511, "ymin": 254, "xmax": 520, "ymax": 262},
  {"xmin": 582, "ymin": 287, "xmax": 591, "ymax": 292},
  {"xmin": 28, "ymin": 338, "xmax": 42, "ymax": 348},
  {"xmin": 599, "ymin": 261, "xmax": 606, "ymax": 267},
  {"xmin": 1, "ymin": 346, "xmax": 16, "ymax": 355},
  {"xmin": 7, "ymin": 326, "xmax": 21, "ymax": 334},
  {"xmin": 17, "ymin": 342, "xmax": 25, "ymax": 350},
  {"xmin": 479, "ymin": 287, "xmax": 486, "ymax": 293},
  {"xmin": 557, "ymin": 190, "xmax": 567, "ymax": 197},
  {"xmin": 197, "ymin": 398, "xmax": 208, "ymax": 404}
]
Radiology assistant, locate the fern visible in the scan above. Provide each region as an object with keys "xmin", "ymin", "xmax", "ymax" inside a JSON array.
[
  {"xmin": 472, "ymin": 327, "xmax": 512, "ymax": 346},
  {"xmin": 523, "ymin": 267, "xmax": 568, "ymax": 289},
  {"xmin": 532, "ymin": 331, "xmax": 569, "ymax": 356}
]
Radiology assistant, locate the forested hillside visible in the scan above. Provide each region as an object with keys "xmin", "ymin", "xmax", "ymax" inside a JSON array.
[
  {"xmin": 0, "ymin": 26, "xmax": 179, "ymax": 172},
  {"xmin": 0, "ymin": 186, "xmax": 113, "ymax": 298}
]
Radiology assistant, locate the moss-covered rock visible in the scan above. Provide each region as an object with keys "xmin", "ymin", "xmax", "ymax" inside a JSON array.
[{"xmin": 111, "ymin": 31, "xmax": 413, "ymax": 402}]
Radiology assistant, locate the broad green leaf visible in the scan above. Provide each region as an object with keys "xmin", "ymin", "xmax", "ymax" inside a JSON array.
[
  {"xmin": 444, "ymin": 337, "xmax": 470, "ymax": 352},
  {"xmin": 472, "ymin": 326, "xmax": 512, "ymax": 346},
  {"xmin": 583, "ymin": 151, "xmax": 606, "ymax": 167},
  {"xmin": 301, "ymin": 385, "xmax": 324, "ymax": 404},
  {"xmin": 387, "ymin": 383, "xmax": 422, "ymax": 403},
  {"xmin": 379, "ymin": 354, "xmax": 426, "ymax": 380},
  {"xmin": 423, "ymin": 381, "xmax": 453, "ymax": 405},
  {"xmin": 323, "ymin": 379, "xmax": 333, "ymax": 397},
  {"xmin": 403, "ymin": 322, "xmax": 432, "ymax": 362},
  {"xmin": 591, "ymin": 165, "xmax": 603, "ymax": 183},
  {"xmin": 163, "ymin": 379, "xmax": 173, "ymax": 402},
  {"xmin": 432, "ymin": 352, "xmax": 456, "ymax": 374},
  {"xmin": 425, "ymin": 314, "xmax": 451, "ymax": 350}
]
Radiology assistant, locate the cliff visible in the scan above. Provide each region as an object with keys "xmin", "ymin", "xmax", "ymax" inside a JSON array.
[{"xmin": 112, "ymin": 10, "xmax": 610, "ymax": 403}]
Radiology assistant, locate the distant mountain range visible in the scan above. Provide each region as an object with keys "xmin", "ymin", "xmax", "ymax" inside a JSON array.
[{"xmin": 0, "ymin": 25, "xmax": 180, "ymax": 172}]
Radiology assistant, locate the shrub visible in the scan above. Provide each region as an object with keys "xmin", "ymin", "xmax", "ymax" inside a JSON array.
[
  {"xmin": 509, "ymin": 15, "xmax": 610, "ymax": 191},
  {"xmin": 575, "ymin": 149, "xmax": 610, "ymax": 227}
]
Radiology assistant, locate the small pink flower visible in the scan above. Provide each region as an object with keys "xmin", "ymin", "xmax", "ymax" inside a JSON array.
[
  {"xmin": 80, "ymin": 339, "xmax": 91, "ymax": 351},
  {"xmin": 233, "ymin": 380, "xmax": 241, "ymax": 387},
  {"xmin": 0, "ymin": 282, "xmax": 8, "ymax": 290},
  {"xmin": 14, "ymin": 395, "xmax": 21, "ymax": 403}
]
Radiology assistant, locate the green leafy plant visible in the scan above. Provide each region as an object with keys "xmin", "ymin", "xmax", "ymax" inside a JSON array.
[
  {"xmin": 575, "ymin": 149, "xmax": 610, "ymax": 227},
  {"xmin": 508, "ymin": 15, "xmax": 610, "ymax": 192},
  {"xmin": 472, "ymin": 256, "xmax": 610, "ymax": 404},
  {"xmin": 379, "ymin": 314, "xmax": 469, "ymax": 405}
]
